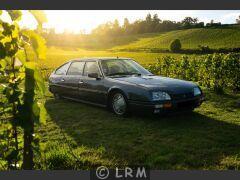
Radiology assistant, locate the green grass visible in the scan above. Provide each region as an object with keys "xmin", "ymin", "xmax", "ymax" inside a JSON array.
[
  {"xmin": 111, "ymin": 27, "xmax": 240, "ymax": 51},
  {"xmin": 37, "ymin": 88, "xmax": 240, "ymax": 170}
]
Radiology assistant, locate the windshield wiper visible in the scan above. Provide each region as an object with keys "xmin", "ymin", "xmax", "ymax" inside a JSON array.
[
  {"xmin": 107, "ymin": 72, "xmax": 130, "ymax": 77},
  {"xmin": 107, "ymin": 72, "xmax": 141, "ymax": 77},
  {"xmin": 128, "ymin": 72, "xmax": 142, "ymax": 76}
]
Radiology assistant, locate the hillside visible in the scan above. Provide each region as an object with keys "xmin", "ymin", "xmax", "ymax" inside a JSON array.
[
  {"xmin": 111, "ymin": 27, "xmax": 240, "ymax": 51},
  {"xmin": 42, "ymin": 26, "xmax": 240, "ymax": 69}
]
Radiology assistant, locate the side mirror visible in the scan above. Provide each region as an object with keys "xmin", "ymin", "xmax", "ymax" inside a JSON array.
[{"xmin": 88, "ymin": 73, "xmax": 100, "ymax": 79}]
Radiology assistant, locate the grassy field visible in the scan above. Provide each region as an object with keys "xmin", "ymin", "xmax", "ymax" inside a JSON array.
[
  {"xmin": 111, "ymin": 27, "xmax": 240, "ymax": 51},
  {"xmin": 37, "ymin": 88, "xmax": 240, "ymax": 170}
]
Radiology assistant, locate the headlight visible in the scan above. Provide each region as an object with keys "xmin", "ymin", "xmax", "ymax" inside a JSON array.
[
  {"xmin": 193, "ymin": 87, "xmax": 201, "ymax": 96},
  {"xmin": 152, "ymin": 91, "xmax": 171, "ymax": 101}
]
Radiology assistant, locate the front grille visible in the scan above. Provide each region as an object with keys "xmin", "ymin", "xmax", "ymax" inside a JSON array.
[{"xmin": 171, "ymin": 92, "xmax": 194, "ymax": 100}]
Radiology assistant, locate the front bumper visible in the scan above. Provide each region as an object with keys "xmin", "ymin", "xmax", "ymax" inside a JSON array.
[{"xmin": 128, "ymin": 95, "xmax": 205, "ymax": 114}]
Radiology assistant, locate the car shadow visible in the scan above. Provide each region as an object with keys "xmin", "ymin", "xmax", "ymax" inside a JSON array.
[{"xmin": 43, "ymin": 98, "xmax": 240, "ymax": 169}]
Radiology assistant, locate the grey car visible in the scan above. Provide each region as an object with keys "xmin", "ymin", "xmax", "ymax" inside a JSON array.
[{"xmin": 49, "ymin": 58, "xmax": 204, "ymax": 116}]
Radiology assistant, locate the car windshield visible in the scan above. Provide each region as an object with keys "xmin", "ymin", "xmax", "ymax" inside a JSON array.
[{"xmin": 100, "ymin": 59, "xmax": 152, "ymax": 77}]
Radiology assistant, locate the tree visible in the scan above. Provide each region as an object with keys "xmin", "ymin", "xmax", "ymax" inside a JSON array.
[
  {"xmin": 113, "ymin": 19, "xmax": 120, "ymax": 29},
  {"xmin": 152, "ymin": 14, "xmax": 161, "ymax": 31},
  {"xmin": 193, "ymin": 18, "xmax": 198, "ymax": 24},
  {"xmin": 181, "ymin": 17, "xmax": 198, "ymax": 27},
  {"xmin": 153, "ymin": 14, "xmax": 161, "ymax": 24},
  {"xmin": 145, "ymin": 13, "xmax": 152, "ymax": 22},
  {"xmin": 170, "ymin": 39, "xmax": 182, "ymax": 52},
  {"xmin": 123, "ymin": 18, "xmax": 130, "ymax": 30}
]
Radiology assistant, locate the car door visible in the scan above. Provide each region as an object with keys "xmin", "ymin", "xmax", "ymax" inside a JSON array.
[
  {"xmin": 52, "ymin": 62, "xmax": 71, "ymax": 96},
  {"xmin": 80, "ymin": 61, "xmax": 107, "ymax": 105},
  {"xmin": 64, "ymin": 61, "xmax": 85, "ymax": 99}
]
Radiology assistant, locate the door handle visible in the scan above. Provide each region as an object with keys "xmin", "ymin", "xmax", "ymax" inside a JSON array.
[{"xmin": 61, "ymin": 78, "xmax": 65, "ymax": 82}]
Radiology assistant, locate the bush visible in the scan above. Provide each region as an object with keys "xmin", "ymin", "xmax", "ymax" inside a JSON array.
[
  {"xmin": 170, "ymin": 39, "xmax": 182, "ymax": 52},
  {"xmin": 210, "ymin": 54, "xmax": 226, "ymax": 93},
  {"xmin": 225, "ymin": 53, "xmax": 240, "ymax": 91},
  {"xmin": 146, "ymin": 53, "xmax": 240, "ymax": 93},
  {"xmin": 198, "ymin": 45, "xmax": 211, "ymax": 53}
]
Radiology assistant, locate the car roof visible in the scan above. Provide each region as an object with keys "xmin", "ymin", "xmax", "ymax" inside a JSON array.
[{"xmin": 69, "ymin": 57, "xmax": 132, "ymax": 62}]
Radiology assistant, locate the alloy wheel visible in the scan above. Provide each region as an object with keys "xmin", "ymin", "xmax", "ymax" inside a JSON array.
[{"xmin": 112, "ymin": 93, "xmax": 127, "ymax": 115}]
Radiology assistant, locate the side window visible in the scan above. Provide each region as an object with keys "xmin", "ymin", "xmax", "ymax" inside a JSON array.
[
  {"xmin": 83, "ymin": 61, "xmax": 101, "ymax": 76},
  {"xmin": 67, "ymin": 61, "xmax": 85, "ymax": 75},
  {"xmin": 55, "ymin": 62, "xmax": 70, "ymax": 75}
]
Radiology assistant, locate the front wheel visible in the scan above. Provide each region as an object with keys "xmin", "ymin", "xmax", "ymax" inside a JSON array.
[{"xmin": 110, "ymin": 92, "xmax": 129, "ymax": 116}]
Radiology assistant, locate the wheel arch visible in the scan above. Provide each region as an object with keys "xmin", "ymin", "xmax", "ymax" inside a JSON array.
[{"xmin": 107, "ymin": 87, "xmax": 129, "ymax": 107}]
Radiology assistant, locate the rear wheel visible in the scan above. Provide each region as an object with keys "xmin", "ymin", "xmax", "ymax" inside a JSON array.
[
  {"xmin": 110, "ymin": 92, "xmax": 129, "ymax": 116},
  {"xmin": 54, "ymin": 93, "xmax": 62, "ymax": 100}
]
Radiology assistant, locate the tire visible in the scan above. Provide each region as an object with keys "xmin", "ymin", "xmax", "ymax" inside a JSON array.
[
  {"xmin": 109, "ymin": 91, "xmax": 129, "ymax": 116},
  {"xmin": 54, "ymin": 93, "xmax": 62, "ymax": 100}
]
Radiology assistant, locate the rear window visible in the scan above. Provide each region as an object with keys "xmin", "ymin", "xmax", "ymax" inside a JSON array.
[{"xmin": 55, "ymin": 62, "xmax": 70, "ymax": 75}]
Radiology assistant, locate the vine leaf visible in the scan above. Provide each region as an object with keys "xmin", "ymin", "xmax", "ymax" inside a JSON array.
[
  {"xmin": 29, "ymin": 10, "xmax": 47, "ymax": 29},
  {"xmin": 7, "ymin": 10, "xmax": 22, "ymax": 22},
  {"xmin": 22, "ymin": 30, "xmax": 46, "ymax": 60},
  {"xmin": 25, "ymin": 62, "xmax": 45, "ymax": 95},
  {"xmin": 32, "ymin": 101, "xmax": 46, "ymax": 125}
]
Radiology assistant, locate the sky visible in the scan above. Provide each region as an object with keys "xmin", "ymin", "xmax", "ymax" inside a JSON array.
[{"xmin": 2, "ymin": 10, "xmax": 240, "ymax": 34}]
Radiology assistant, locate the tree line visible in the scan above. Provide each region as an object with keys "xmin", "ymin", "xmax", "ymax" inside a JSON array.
[
  {"xmin": 92, "ymin": 13, "xmax": 240, "ymax": 35},
  {"xmin": 91, "ymin": 14, "xmax": 204, "ymax": 36}
]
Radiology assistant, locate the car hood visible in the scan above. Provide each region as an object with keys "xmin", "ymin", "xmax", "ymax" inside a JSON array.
[{"xmin": 113, "ymin": 75, "xmax": 197, "ymax": 94}]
